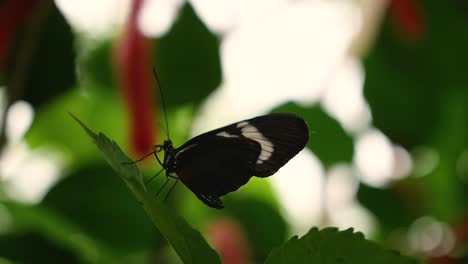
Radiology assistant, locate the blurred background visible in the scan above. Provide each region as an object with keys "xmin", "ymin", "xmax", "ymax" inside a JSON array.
[{"xmin": 0, "ymin": 0, "xmax": 467, "ymax": 263}]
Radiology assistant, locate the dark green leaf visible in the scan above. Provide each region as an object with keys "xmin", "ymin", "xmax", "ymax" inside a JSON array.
[
  {"xmin": 156, "ymin": 2, "xmax": 222, "ymax": 108},
  {"xmin": 81, "ymin": 40, "xmax": 115, "ymax": 90},
  {"xmin": 71, "ymin": 115, "xmax": 220, "ymax": 264},
  {"xmin": 272, "ymin": 103, "xmax": 354, "ymax": 167},
  {"xmin": 26, "ymin": 87, "xmax": 127, "ymax": 165},
  {"xmin": 265, "ymin": 227, "xmax": 421, "ymax": 264}
]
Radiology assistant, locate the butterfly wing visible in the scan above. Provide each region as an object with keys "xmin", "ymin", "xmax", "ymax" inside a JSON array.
[
  {"xmin": 175, "ymin": 136, "xmax": 261, "ymax": 208},
  {"xmin": 234, "ymin": 113, "xmax": 309, "ymax": 177},
  {"xmin": 173, "ymin": 113, "xmax": 309, "ymax": 208}
]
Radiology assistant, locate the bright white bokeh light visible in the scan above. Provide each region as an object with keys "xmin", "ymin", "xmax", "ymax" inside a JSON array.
[
  {"xmin": 408, "ymin": 216, "xmax": 456, "ymax": 256},
  {"xmin": 0, "ymin": 95, "xmax": 62, "ymax": 204},
  {"xmin": 326, "ymin": 164, "xmax": 358, "ymax": 207},
  {"xmin": 270, "ymin": 149, "xmax": 325, "ymax": 236},
  {"xmin": 220, "ymin": 1, "xmax": 361, "ymax": 115},
  {"xmin": 6, "ymin": 100, "xmax": 34, "ymax": 144},
  {"xmin": 350, "ymin": 0, "xmax": 389, "ymax": 56},
  {"xmin": 324, "ymin": 164, "xmax": 375, "ymax": 236},
  {"xmin": 1, "ymin": 142, "xmax": 28, "ymax": 178},
  {"xmin": 191, "ymin": 83, "xmax": 249, "ymax": 136},
  {"xmin": 55, "ymin": 0, "xmax": 131, "ymax": 36},
  {"xmin": 328, "ymin": 203, "xmax": 376, "ymax": 236},
  {"xmin": 1, "ymin": 144, "xmax": 62, "ymax": 204},
  {"xmin": 139, "ymin": 0, "xmax": 183, "ymax": 37},
  {"xmin": 391, "ymin": 145, "xmax": 412, "ymax": 180},
  {"xmin": 190, "ymin": 0, "xmax": 291, "ymax": 34},
  {"xmin": 354, "ymin": 129, "xmax": 394, "ymax": 187},
  {"xmin": 189, "ymin": 0, "xmax": 238, "ymax": 34},
  {"xmin": 321, "ymin": 58, "xmax": 371, "ymax": 134}
]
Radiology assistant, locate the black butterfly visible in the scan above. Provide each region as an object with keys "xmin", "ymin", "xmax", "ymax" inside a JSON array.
[
  {"xmin": 131, "ymin": 68, "xmax": 309, "ymax": 209},
  {"xmin": 148, "ymin": 113, "xmax": 309, "ymax": 209}
]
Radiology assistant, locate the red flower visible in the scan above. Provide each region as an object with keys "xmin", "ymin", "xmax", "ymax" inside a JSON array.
[
  {"xmin": 389, "ymin": 0, "xmax": 425, "ymax": 41},
  {"xmin": 114, "ymin": 0, "xmax": 157, "ymax": 156},
  {"xmin": 0, "ymin": 0, "xmax": 39, "ymax": 68},
  {"xmin": 207, "ymin": 218, "xmax": 252, "ymax": 264}
]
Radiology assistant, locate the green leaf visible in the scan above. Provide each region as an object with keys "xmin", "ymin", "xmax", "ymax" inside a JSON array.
[
  {"xmin": 81, "ymin": 40, "xmax": 115, "ymax": 90},
  {"xmin": 70, "ymin": 114, "xmax": 220, "ymax": 264},
  {"xmin": 26, "ymin": 87, "xmax": 128, "ymax": 165},
  {"xmin": 272, "ymin": 103, "xmax": 354, "ymax": 167},
  {"xmin": 265, "ymin": 227, "xmax": 421, "ymax": 264},
  {"xmin": 156, "ymin": 2, "xmax": 222, "ymax": 108}
]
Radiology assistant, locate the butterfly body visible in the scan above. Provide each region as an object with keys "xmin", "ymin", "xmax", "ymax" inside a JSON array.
[{"xmin": 158, "ymin": 113, "xmax": 309, "ymax": 209}]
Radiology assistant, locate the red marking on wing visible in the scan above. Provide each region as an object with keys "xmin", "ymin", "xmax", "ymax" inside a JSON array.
[{"xmin": 177, "ymin": 167, "xmax": 191, "ymax": 183}]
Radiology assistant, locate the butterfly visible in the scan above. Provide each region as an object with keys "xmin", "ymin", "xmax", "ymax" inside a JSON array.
[
  {"xmin": 146, "ymin": 113, "xmax": 309, "ymax": 209},
  {"xmin": 130, "ymin": 68, "xmax": 309, "ymax": 209}
]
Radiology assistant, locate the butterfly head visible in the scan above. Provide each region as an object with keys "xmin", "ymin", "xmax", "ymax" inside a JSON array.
[
  {"xmin": 155, "ymin": 140, "xmax": 175, "ymax": 172},
  {"xmin": 162, "ymin": 139, "xmax": 174, "ymax": 152},
  {"xmin": 153, "ymin": 140, "xmax": 174, "ymax": 154}
]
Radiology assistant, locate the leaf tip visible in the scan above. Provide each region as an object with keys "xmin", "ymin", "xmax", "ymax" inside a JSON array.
[{"xmin": 69, "ymin": 113, "xmax": 97, "ymax": 139}]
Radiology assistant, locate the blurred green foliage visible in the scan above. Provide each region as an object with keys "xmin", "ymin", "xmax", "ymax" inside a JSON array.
[
  {"xmin": 4, "ymin": 2, "xmax": 76, "ymax": 107},
  {"xmin": 0, "ymin": 0, "xmax": 467, "ymax": 263}
]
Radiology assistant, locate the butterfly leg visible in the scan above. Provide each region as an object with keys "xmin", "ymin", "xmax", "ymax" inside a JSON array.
[
  {"xmin": 155, "ymin": 172, "xmax": 179, "ymax": 198},
  {"xmin": 164, "ymin": 177, "xmax": 179, "ymax": 201},
  {"xmin": 152, "ymin": 151, "xmax": 165, "ymax": 167},
  {"xmin": 156, "ymin": 178, "xmax": 170, "ymax": 197},
  {"xmin": 145, "ymin": 167, "xmax": 165, "ymax": 185}
]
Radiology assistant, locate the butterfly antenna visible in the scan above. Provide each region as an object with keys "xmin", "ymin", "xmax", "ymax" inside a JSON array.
[
  {"xmin": 157, "ymin": 121, "xmax": 169, "ymax": 139},
  {"xmin": 121, "ymin": 151, "xmax": 155, "ymax": 165},
  {"xmin": 152, "ymin": 67, "xmax": 170, "ymax": 139}
]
